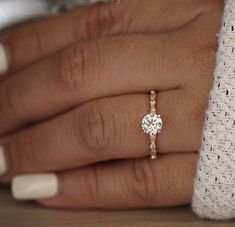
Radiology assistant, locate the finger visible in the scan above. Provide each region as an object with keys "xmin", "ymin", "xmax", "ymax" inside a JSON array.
[
  {"xmin": 0, "ymin": 33, "xmax": 198, "ymax": 135},
  {"xmin": 0, "ymin": 0, "xmax": 205, "ymax": 75},
  {"xmin": 12, "ymin": 153, "xmax": 198, "ymax": 208},
  {"xmin": 2, "ymin": 92, "xmax": 204, "ymax": 175}
]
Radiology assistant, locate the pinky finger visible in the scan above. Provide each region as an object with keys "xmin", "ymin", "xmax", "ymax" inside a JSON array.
[{"xmin": 12, "ymin": 153, "xmax": 198, "ymax": 209}]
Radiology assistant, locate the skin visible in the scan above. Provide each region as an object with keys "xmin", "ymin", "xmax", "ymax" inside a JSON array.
[{"xmin": 0, "ymin": 0, "xmax": 224, "ymax": 208}]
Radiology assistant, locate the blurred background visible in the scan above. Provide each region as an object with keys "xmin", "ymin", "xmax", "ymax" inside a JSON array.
[{"xmin": 0, "ymin": 0, "xmax": 109, "ymax": 30}]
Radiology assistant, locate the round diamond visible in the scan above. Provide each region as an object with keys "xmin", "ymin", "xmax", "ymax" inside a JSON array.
[{"xmin": 141, "ymin": 113, "xmax": 162, "ymax": 135}]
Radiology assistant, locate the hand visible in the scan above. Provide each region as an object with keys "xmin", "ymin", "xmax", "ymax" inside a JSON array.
[{"xmin": 0, "ymin": 0, "xmax": 223, "ymax": 208}]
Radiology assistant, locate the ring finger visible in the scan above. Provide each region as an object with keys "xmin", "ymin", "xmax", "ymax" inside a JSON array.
[{"xmin": 1, "ymin": 91, "xmax": 204, "ymax": 177}]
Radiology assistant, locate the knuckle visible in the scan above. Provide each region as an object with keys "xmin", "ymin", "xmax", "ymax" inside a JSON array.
[
  {"xmin": 191, "ymin": 100, "xmax": 207, "ymax": 149},
  {"xmin": 8, "ymin": 25, "xmax": 45, "ymax": 63},
  {"xmin": 6, "ymin": 135, "xmax": 36, "ymax": 173},
  {"xmin": 183, "ymin": 46, "xmax": 216, "ymax": 94},
  {"xmin": 187, "ymin": 2, "xmax": 222, "ymax": 50},
  {"xmin": 127, "ymin": 159, "xmax": 159, "ymax": 204},
  {"xmin": 187, "ymin": 111, "xmax": 204, "ymax": 150},
  {"xmin": 26, "ymin": 26, "xmax": 45, "ymax": 57},
  {"xmin": 198, "ymin": 47, "xmax": 217, "ymax": 80},
  {"xmin": 54, "ymin": 44, "xmax": 88, "ymax": 93},
  {"xmin": 53, "ymin": 41, "xmax": 102, "ymax": 94},
  {"xmin": 78, "ymin": 101, "xmax": 116, "ymax": 157},
  {"xmin": 191, "ymin": 32, "xmax": 217, "ymax": 68},
  {"xmin": 179, "ymin": 91, "xmax": 205, "ymax": 150},
  {"xmin": 84, "ymin": 167, "xmax": 102, "ymax": 205},
  {"xmin": 83, "ymin": 4, "xmax": 117, "ymax": 39},
  {"xmin": 1, "ymin": 83, "xmax": 23, "ymax": 122}
]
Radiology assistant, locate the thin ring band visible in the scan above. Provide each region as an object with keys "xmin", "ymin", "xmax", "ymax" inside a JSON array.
[{"xmin": 141, "ymin": 91, "xmax": 163, "ymax": 159}]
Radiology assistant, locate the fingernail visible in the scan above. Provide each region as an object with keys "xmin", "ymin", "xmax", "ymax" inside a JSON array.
[
  {"xmin": 12, "ymin": 173, "xmax": 58, "ymax": 200},
  {"xmin": 0, "ymin": 146, "xmax": 7, "ymax": 175},
  {"xmin": 0, "ymin": 43, "xmax": 9, "ymax": 75}
]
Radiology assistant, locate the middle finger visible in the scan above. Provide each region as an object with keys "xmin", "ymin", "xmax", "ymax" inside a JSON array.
[{"xmin": 0, "ymin": 33, "xmax": 194, "ymax": 136}]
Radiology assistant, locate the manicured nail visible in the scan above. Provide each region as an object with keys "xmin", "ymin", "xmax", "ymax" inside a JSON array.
[
  {"xmin": 0, "ymin": 146, "xmax": 7, "ymax": 175},
  {"xmin": 12, "ymin": 173, "xmax": 58, "ymax": 200},
  {"xmin": 0, "ymin": 43, "xmax": 9, "ymax": 75}
]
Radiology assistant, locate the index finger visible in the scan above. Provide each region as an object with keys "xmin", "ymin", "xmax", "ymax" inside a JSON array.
[{"xmin": 0, "ymin": 0, "xmax": 205, "ymax": 76}]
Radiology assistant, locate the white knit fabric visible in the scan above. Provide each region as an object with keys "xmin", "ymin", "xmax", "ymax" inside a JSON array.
[{"xmin": 192, "ymin": 0, "xmax": 235, "ymax": 220}]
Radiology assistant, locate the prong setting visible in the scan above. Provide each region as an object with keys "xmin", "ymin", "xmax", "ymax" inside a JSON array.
[{"xmin": 141, "ymin": 91, "xmax": 163, "ymax": 159}]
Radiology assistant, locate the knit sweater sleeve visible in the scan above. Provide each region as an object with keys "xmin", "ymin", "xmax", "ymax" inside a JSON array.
[{"xmin": 192, "ymin": 0, "xmax": 235, "ymax": 220}]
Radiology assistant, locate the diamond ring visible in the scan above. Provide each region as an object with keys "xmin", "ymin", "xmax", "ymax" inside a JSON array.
[{"xmin": 141, "ymin": 91, "xmax": 163, "ymax": 159}]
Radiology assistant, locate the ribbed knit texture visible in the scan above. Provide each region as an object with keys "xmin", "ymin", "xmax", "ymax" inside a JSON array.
[{"xmin": 192, "ymin": 0, "xmax": 235, "ymax": 220}]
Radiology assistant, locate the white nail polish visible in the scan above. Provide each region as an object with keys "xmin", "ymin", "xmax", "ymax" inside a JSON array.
[
  {"xmin": 0, "ymin": 43, "xmax": 9, "ymax": 75},
  {"xmin": 12, "ymin": 173, "xmax": 58, "ymax": 200},
  {"xmin": 0, "ymin": 146, "xmax": 7, "ymax": 175}
]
